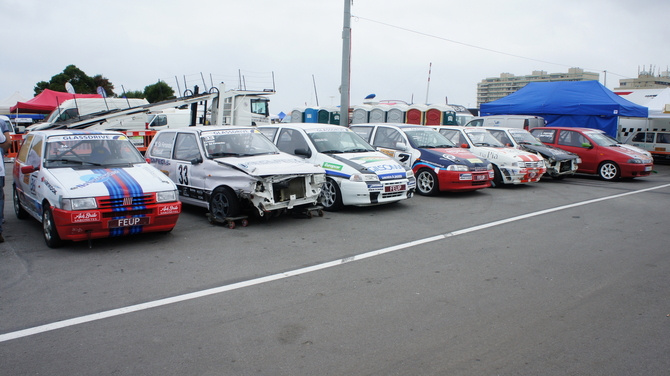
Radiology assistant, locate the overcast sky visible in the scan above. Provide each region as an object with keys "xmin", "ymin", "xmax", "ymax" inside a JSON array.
[{"xmin": 2, "ymin": 0, "xmax": 669, "ymax": 113}]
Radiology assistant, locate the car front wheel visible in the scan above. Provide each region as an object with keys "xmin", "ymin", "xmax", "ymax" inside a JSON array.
[
  {"xmin": 598, "ymin": 161, "xmax": 619, "ymax": 181},
  {"xmin": 42, "ymin": 206, "xmax": 63, "ymax": 248},
  {"xmin": 209, "ymin": 187, "xmax": 240, "ymax": 221},
  {"xmin": 13, "ymin": 186, "xmax": 29, "ymax": 220},
  {"xmin": 321, "ymin": 179, "xmax": 343, "ymax": 211},
  {"xmin": 490, "ymin": 165, "xmax": 503, "ymax": 187},
  {"xmin": 416, "ymin": 169, "xmax": 439, "ymax": 196}
]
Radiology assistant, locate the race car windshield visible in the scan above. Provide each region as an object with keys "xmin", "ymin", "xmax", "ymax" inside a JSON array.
[
  {"xmin": 510, "ymin": 130, "xmax": 543, "ymax": 145},
  {"xmin": 585, "ymin": 132, "xmax": 618, "ymax": 147},
  {"xmin": 465, "ymin": 131, "xmax": 505, "ymax": 147},
  {"xmin": 201, "ymin": 131, "xmax": 280, "ymax": 158},
  {"xmin": 404, "ymin": 129, "xmax": 456, "ymax": 149},
  {"xmin": 44, "ymin": 136, "xmax": 145, "ymax": 168},
  {"xmin": 308, "ymin": 131, "xmax": 375, "ymax": 154}
]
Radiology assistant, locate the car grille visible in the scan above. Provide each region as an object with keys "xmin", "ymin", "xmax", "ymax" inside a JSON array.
[
  {"xmin": 559, "ymin": 161, "xmax": 574, "ymax": 173},
  {"xmin": 273, "ymin": 178, "xmax": 306, "ymax": 202},
  {"xmin": 98, "ymin": 194, "xmax": 155, "ymax": 209}
]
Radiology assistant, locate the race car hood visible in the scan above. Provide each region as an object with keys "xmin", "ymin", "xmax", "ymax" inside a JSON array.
[
  {"xmin": 609, "ymin": 146, "xmax": 653, "ymax": 162},
  {"xmin": 214, "ymin": 153, "xmax": 325, "ymax": 176},
  {"xmin": 473, "ymin": 146, "xmax": 544, "ymax": 163},
  {"xmin": 419, "ymin": 148, "xmax": 489, "ymax": 168},
  {"xmin": 328, "ymin": 151, "xmax": 408, "ymax": 180},
  {"xmin": 518, "ymin": 143, "xmax": 578, "ymax": 161},
  {"xmin": 615, "ymin": 143, "xmax": 652, "ymax": 158},
  {"xmin": 48, "ymin": 163, "xmax": 175, "ymax": 198}
]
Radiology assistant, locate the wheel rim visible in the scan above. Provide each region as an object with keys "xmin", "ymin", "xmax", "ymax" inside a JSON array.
[
  {"xmin": 43, "ymin": 210, "xmax": 54, "ymax": 242},
  {"xmin": 321, "ymin": 181, "xmax": 337, "ymax": 208},
  {"xmin": 417, "ymin": 171, "xmax": 435, "ymax": 193},
  {"xmin": 600, "ymin": 163, "xmax": 617, "ymax": 180},
  {"xmin": 211, "ymin": 192, "xmax": 231, "ymax": 219},
  {"xmin": 13, "ymin": 189, "xmax": 20, "ymax": 214}
]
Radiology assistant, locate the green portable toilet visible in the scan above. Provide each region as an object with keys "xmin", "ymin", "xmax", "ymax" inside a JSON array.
[{"xmin": 317, "ymin": 108, "xmax": 330, "ymax": 123}]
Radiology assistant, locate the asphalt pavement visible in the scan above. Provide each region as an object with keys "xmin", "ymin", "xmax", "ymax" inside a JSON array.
[{"xmin": 1, "ymin": 162, "xmax": 669, "ymax": 375}]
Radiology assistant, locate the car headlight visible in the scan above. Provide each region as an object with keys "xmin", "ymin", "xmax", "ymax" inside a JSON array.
[
  {"xmin": 156, "ymin": 190, "xmax": 178, "ymax": 202},
  {"xmin": 513, "ymin": 161, "xmax": 525, "ymax": 168},
  {"xmin": 350, "ymin": 173, "xmax": 379, "ymax": 182},
  {"xmin": 487, "ymin": 163, "xmax": 493, "ymax": 170},
  {"xmin": 446, "ymin": 164, "xmax": 469, "ymax": 172},
  {"xmin": 405, "ymin": 169, "xmax": 414, "ymax": 178},
  {"xmin": 62, "ymin": 197, "xmax": 97, "ymax": 211},
  {"xmin": 627, "ymin": 158, "xmax": 644, "ymax": 164}
]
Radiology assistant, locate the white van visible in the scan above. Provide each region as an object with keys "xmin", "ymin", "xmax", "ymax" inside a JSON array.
[
  {"xmin": 146, "ymin": 108, "xmax": 194, "ymax": 130},
  {"xmin": 465, "ymin": 115, "xmax": 545, "ymax": 130},
  {"xmin": 46, "ymin": 98, "xmax": 149, "ymax": 124}
]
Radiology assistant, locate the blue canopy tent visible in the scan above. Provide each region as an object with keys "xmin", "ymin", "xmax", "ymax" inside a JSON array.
[{"xmin": 480, "ymin": 81, "xmax": 648, "ymax": 137}]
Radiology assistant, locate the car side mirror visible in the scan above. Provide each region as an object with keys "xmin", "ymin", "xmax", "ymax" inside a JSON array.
[
  {"xmin": 395, "ymin": 142, "xmax": 407, "ymax": 151},
  {"xmin": 21, "ymin": 165, "xmax": 38, "ymax": 174},
  {"xmin": 581, "ymin": 143, "xmax": 593, "ymax": 149},
  {"xmin": 191, "ymin": 156, "xmax": 203, "ymax": 165},
  {"xmin": 294, "ymin": 148, "xmax": 312, "ymax": 158}
]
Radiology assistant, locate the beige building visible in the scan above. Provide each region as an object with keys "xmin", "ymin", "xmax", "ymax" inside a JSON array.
[
  {"xmin": 615, "ymin": 67, "xmax": 670, "ymax": 90},
  {"xmin": 476, "ymin": 68, "xmax": 599, "ymax": 108}
]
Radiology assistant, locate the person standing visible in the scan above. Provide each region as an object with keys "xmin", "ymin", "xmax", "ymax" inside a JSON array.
[{"xmin": 0, "ymin": 118, "xmax": 11, "ymax": 242}]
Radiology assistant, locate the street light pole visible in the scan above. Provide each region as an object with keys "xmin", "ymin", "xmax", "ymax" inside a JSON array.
[{"xmin": 339, "ymin": 0, "xmax": 352, "ymax": 126}]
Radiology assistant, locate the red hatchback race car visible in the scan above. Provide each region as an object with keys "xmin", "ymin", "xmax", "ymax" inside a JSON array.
[{"xmin": 530, "ymin": 127, "xmax": 654, "ymax": 180}]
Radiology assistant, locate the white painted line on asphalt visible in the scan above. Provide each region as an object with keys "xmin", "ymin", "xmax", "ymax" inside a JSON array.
[{"xmin": 2, "ymin": 183, "xmax": 669, "ymax": 343}]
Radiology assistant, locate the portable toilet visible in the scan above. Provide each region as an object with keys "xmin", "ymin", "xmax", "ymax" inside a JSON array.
[
  {"xmin": 327, "ymin": 107, "xmax": 341, "ymax": 125},
  {"xmin": 317, "ymin": 108, "xmax": 330, "ymax": 124},
  {"xmin": 406, "ymin": 104, "xmax": 427, "ymax": 125},
  {"xmin": 303, "ymin": 108, "xmax": 318, "ymax": 123},
  {"xmin": 386, "ymin": 105, "xmax": 407, "ymax": 123},
  {"xmin": 290, "ymin": 108, "xmax": 304, "ymax": 123},
  {"xmin": 425, "ymin": 106, "xmax": 443, "ymax": 125},
  {"xmin": 351, "ymin": 105, "xmax": 371, "ymax": 124},
  {"xmin": 369, "ymin": 105, "xmax": 390, "ymax": 123}
]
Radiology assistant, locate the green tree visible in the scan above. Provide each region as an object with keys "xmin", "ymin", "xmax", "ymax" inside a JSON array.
[
  {"xmin": 144, "ymin": 81, "xmax": 175, "ymax": 103},
  {"xmin": 122, "ymin": 90, "xmax": 145, "ymax": 99},
  {"xmin": 92, "ymin": 74, "xmax": 115, "ymax": 97},
  {"xmin": 33, "ymin": 65, "xmax": 115, "ymax": 96}
]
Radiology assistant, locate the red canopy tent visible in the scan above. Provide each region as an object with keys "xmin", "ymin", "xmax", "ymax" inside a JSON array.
[{"xmin": 10, "ymin": 89, "xmax": 101, "ymax": 114}]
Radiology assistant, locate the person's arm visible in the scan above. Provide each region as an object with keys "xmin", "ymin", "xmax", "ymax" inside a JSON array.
[{"xmin": 0, "ymin": 131, "xmax": 10, "ymax": 151}]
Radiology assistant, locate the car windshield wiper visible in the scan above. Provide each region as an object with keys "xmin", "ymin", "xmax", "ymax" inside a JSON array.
[
  {"xmin": 474, "ymin": 142, "xmax": 495, "ymax": 147},
  {"xmin": 344, "ymin": 148, "xmax": 371, "ymax": 153},
  {"xmin": 320, "ymin": 149, "xmax": 344, "ymax": 154},
  {"xmin": 209, "ymin": 152, "xmax": 243, "ymax": 158},
  {"xmin": 430, "ymin": 144, "xmax": 453, "ymax": 148},
  {"xmin": 45, "ymin": 158, "xmax": 84, "ymax": 165}
]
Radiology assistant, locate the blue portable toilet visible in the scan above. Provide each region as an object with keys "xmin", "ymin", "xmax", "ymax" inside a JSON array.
[{"xmin": 303, "ymin": 108, "xmax": 318, "ymax": 123}]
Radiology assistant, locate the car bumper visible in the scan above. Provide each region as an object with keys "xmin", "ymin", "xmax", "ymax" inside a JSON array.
[
  {"xmin": 499, "ymin": 167, "xmax": 546, "ymax": 184},
  {"xmin": 436, "ymin": 170, "xmax": 492, "ymax": 192},
  {"xmin": 620, "ymin": 163, "xmax": 654, "ymax": 178},
  {"xmin": 340, "ymin": 178, "xmax": 413, "ymax": 206},
  {"xmin": 52, "ymin": 203, "xmax": 181, "ymax": 242}
]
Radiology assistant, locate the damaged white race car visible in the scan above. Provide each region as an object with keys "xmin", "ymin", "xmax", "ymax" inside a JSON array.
[{"xmin": 145, "ymin": 127, "xmax": 327, "ymax": 222}]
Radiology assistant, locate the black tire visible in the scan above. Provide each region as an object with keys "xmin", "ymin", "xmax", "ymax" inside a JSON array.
[
  {"xmin": 42, "ymin": 206, "xmax": 63, "ymax": 248},
  {"xmin": 598, "ymin": 161, "xmax": 620, "ymax": 181},
  {"xmin": 416, "ymin": 169, "xmax": 439, "ymax": 196},
  {"xmin": 13, "ymin": 185, "xmax": 29, "ymax": 220},
  {"xmin": 490, "ymin": 165, "xmax": 503, "ymax": 188},
  {"xmin": 321, "ymin": 178, "xmax": 344, "ymax": 211},
  {"xmin": 209, "ymin": 187, "xmax": 240, "ymax": 221}
]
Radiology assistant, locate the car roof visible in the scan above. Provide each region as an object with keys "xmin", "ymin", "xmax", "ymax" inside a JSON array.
[
  {"xmin": 355, "ymin": 123, "xmax": 433, "ymax": 130},
  {"xmin": 530, "ymin": 127, "xmax": 596, "ymax": 132},
  {"xmin": 261, "ymin": 123, "xmax": 351, "ymax": 131},
  {"xmin": 28, "ymin": 130, "xmax": 126, "ymax": 136}
]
